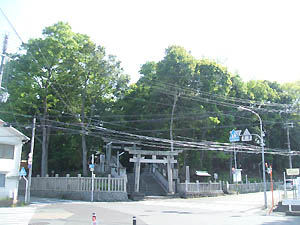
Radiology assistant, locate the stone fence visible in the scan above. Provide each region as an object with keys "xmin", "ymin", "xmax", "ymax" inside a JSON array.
[
  {"xmin": 19, "ymin": 174, "xmax": 128, "ymax": 201},
  {"xmin": 177, "ymin": 181, "xmax": 223, "ymax": 197},
  {"xmin": 225, "ymin": 181, "xmax": 282, "ymax": 194},
  {"xmin": 177, "ymin": 181, "xmax": 283, "ymax": 197}
]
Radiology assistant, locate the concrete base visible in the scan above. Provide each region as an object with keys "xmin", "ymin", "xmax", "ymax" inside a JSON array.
[
  {"xmin": 0, "ymin": 199, "xmax": 14, "ymax": 207},
  {"xmin": 130, "ymin": 192, "xmax": 145, "ymax": 201},
  {"xmin": 286, "ymin": 211, "xmax": 300, "ymax": 216},
  {"xmin": 180, "ymin": 191, "xmax": 224, "ymax": 198},
  {"xmin": 19, "ymin": 189, "xmax": 128, "ymax": 202}
]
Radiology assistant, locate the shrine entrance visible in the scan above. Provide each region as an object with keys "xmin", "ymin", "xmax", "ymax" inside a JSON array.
[{"xmin": 125, "ymin": 147, "xmax": 182, "ymax": 194}]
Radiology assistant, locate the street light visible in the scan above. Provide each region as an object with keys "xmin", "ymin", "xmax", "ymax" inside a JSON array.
[{"xmin": 238, "ymin": 106, "xmax": 267, "ymax": 209}]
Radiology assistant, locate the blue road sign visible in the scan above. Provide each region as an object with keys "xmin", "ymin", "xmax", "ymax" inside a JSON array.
[
  {"xmin": 19, "ymin": 167, "xmax": 27, "ymax": 176},
  {"xmin": 229, "ymin": 129, "xmax": 240, "ymax": 142},
  {"xmin": 89, "ymin": 164, "xmax": 95, "ymax": 169}
]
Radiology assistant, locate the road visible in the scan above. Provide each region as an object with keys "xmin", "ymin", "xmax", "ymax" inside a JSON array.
[{"xmin": 1, "ymin": 191, "xmax": 300, "ymax": 225}]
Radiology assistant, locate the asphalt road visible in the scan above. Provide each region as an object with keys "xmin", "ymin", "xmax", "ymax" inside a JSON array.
[{"xmin": 1, "ymin": 191, "xmax": 300, "ymax": 225}]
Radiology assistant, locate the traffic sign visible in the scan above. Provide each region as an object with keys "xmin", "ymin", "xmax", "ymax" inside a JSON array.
[
  {"xmin": 233, "ymin": 169, "xmax": 242, "ymax": 183},
  {"xmin": 89, "ymin": 164, "xmax": 95, "ymax": 171},
  {"xmin": 241, "ymin": 128, "xmax": 252, "ymax": 142},
  {"xmin": 89, "ymin": 164, "xmax": 95, "ymax": 169},
  {"xmin": 229, "ymin": 129, "xmax": 240, "ymax": 142},
  {"xmin": 286, "ymin": 168, "xmax": 299, "ymax": 176},
  {"xmin": 19, "ymin": 167, "xmax": 27, "ymax": 176}
]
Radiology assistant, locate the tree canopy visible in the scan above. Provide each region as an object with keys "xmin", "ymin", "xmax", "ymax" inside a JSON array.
[{"xmin": 1, "ymin": 25, "xmax": 299, "ymax": 181}]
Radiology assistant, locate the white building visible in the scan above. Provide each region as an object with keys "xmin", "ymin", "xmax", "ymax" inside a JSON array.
[{"xmin": 0, "ymin": 120, "xmax": 29, "ymax": 199}]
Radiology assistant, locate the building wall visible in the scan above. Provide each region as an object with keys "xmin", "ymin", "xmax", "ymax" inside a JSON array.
[
  {"xmin": 0, "ymin": 137, "xmax": 23, "ymax": 199},
  {"xmin": 0, "ymin": 177, "xmax": 18, "ymax": 199}
]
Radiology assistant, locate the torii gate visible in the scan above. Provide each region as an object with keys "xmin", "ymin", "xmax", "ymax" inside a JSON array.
[{"xmin": 125, "ymin": 148, "xmax": 182, "ymax": 194}]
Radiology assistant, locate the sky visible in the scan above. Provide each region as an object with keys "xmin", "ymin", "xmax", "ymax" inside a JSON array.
[{"xmin": 0, "ymin": 0, "xmax": 300, "ymax": 84}]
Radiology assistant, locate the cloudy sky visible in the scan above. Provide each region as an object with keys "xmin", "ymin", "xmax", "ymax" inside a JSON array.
[{"xmin": 1, "ymin": 0, "xmax": 300, "ymax": 83}]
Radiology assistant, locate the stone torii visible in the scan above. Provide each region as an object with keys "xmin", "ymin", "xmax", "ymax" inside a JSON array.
[{"xmin": 125, "ymin": 147, "xmax": 182, "ymax": 194}]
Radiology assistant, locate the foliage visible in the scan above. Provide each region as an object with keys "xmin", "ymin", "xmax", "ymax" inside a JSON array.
[{"xmin": 1, "ymin": 26, "xmax": 299, "ymax": 181}]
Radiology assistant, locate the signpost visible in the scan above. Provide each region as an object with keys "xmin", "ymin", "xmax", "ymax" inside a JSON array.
[
  {"xmin": 19, "ymin": 167, "xmax": 28, "ymax": 203},
  {"xmin": 229, "ymin": 130, "xmax": 241, "ymax": 178},
  {"xmin": 90, "ymin": 154, "xmax": 95, "ymax": 202}
]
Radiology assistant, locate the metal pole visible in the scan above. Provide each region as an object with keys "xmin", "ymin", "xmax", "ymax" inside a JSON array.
[
  {"xmin": 259, "ymin": 115, "xmax": 268, "ymax": 209},
  {"xmin": 23, "ymin": 176, "xmax": 28, "ymax": 203},
  {"xmin": 27, "ymin": 117, "xmax": 36, "ymax": 204},
  {"xmin": 91, "ymin": 154, "xmax": 94, "ymax": 202},
  {"xmin": 238, "ymin": 106, "xmax": 267, "ymax": 209},
  {"xmin": 287, "ymin": 126, "xmax": 292, "ymax": 168},
  {"xmin": 234, "ymin": 143, "xmax": 237, "ymax": 169}
]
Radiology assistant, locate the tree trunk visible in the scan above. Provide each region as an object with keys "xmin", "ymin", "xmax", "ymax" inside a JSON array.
[
  {"xmin": 81, "ymin": 127, "xmax": 88, "ymax": 176},
  {"xmin": 41, "ymin": 69, "xmax": 51, "ymax": 177},
  {"xmin": 81, "ymin": 81, "xmax": 88, "ymax": 176},
  {"xmin": 41, "ymin": 99, "xmax": 48, "ymax": 177}
]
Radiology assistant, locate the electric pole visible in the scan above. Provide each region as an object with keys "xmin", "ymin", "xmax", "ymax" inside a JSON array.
[
  {"xmin": 0, "ymin": 33, "xmax": 9, "ymax": 103},
  {"xmin": 284, "ymin": 122, "xmax": 293, "ymax": 169},
  {"xmin": 0, "ymin": 33, "xmax": 8, "ymax": 89},
  {"xmin": 26, "ymin": 117, "xmax": 36, "ymax": 204}
]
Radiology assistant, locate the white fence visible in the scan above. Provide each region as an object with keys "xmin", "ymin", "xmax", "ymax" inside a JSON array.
[{"xmin": 20, "ymin": 175, "xmax": 127, "ymax": 192}]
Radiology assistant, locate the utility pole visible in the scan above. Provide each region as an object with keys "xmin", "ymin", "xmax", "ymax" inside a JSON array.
[
  {"xmin": 284, "ymin": 122, "xmax": 294, "ymax": 168},
  {"xmin": 170, "ymin": 92, "xmax": 179, "ymax": 151},
  {"xmin": 0, "ymin": 33, "xmax": 8, "ymax": 89},
  {"xmin": 26, "ymin": 117, "xmax": 36, "ymax": 204}
]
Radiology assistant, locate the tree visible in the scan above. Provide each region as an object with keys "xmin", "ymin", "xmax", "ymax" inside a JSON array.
[{"xmin": 2, "ymin": 22, "xmax": 129, "ymax": 176}]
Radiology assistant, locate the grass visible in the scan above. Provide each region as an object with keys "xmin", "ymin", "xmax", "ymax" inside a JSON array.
[{"xmin": 0, "ymin": 197, "xmax": 28, "ymax": 207}]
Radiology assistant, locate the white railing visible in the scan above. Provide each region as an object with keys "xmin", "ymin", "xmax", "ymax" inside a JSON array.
[{"xmin": 20, "ymin": 175, "xmax": 127, "ymax": 192}]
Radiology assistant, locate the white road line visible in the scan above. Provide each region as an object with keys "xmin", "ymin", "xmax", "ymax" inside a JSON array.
[{"xmin": 0, "ymin": 206, "xmax": 37, "ymax": 225}]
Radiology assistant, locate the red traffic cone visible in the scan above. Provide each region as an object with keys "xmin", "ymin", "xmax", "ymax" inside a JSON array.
[{"xmin": 92, "ymin": 213, "xmax": 97, "ymax": 225}]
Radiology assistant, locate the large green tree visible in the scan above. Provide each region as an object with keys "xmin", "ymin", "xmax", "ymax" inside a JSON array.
[{"xmin": 2, "ymin": 22, "xmax": 129, "ymax": 176}]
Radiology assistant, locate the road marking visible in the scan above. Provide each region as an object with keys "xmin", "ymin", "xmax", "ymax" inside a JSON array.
[{"xmin": 0, "ymin": 206, "xmax": 37, "ymax": 225}]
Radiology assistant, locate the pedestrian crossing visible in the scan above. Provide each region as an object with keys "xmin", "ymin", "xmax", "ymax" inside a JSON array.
[
  {"xmin": 136, "ymin": 197, "xmax": 265, "ymax": 215},
  {"xmin": 30, "ymin": 197, "xmax": 73, "ymax": 206},
  {"xmin": 0, "ymin": 206, "xmax": 37, "ymax": 225},
  {"xmin": 0, "ymin": 198, "xmax": 74, "ymax": 225}
]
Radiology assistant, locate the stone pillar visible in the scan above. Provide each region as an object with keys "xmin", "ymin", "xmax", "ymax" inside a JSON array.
[
  {"xmin": 100, "ymin": 154, "xmax": 105, "ymax": 173},
  {"xmin": 185, "ymin": 166, "xmax": 190, "ymax": 183},
  {"xmin": 167, "ymin": 155, "xmax": 173, "ymax": 194},
  {"xmin": 106, "ymin": 143, "xmax": 112, "ymax": 172},
  {"xmin": 134, "ymin": 154, "xmax": 141, "ymax": 192}
]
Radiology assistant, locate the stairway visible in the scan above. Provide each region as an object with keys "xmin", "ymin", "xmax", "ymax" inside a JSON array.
[
  {"xmin": 127, "ymin": 172, "xmax": 167, "ymax": 196},
  {"xmin": 140, "ymin": 172, "xmax": 167, "ymax": 196}
]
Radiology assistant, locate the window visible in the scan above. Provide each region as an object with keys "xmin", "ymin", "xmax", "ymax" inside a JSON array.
[
  {"xmin": 0, "ymin": 174, "xmax": 5, "ymax": 187},
  {"xmin": 0, "ymin": 144, "xmax": 14, "ymax": 159}
]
